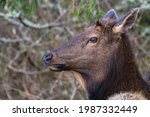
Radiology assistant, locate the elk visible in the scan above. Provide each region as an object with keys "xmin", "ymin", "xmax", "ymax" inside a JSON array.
[{"xmin": 42, "ymin": 8, "xmax": 150, "ymax": 100}]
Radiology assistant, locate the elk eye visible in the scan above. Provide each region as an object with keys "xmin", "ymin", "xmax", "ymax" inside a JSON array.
[{"xmin": 89, "ymin": 37, "xmax": 98, "ymax": 43}]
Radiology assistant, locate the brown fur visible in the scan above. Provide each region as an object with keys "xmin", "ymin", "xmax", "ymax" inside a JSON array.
[{"xmin": 43, "ymin": 8, "xmax": 150, "ymax": 100}]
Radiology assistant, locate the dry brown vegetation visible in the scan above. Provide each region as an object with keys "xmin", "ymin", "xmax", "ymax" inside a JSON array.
[{"xmin": 0, "ymin": 0, "xmax": 150, "ymax": 99}]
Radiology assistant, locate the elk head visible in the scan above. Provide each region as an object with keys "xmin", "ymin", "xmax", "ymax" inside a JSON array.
[{"xmin": 43, "ymin": 8, "xmax": 139, "ymax": 91}]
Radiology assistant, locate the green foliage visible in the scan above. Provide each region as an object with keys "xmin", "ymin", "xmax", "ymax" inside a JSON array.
[
  {"xmin": 0, "ymin": 0, "xmax": 6, "ymax": 7},
  {"xmin": 73, "ymin": 0, "xmax": 104, "ymax": 23},
  {"xmin": 0, "ymin": 0, "xmax": 40, "ymax": 17}
]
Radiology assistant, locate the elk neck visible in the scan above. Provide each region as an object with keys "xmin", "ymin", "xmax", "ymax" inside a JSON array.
[{"xmin": 76, "ymin": 33, "xmax": 150, "ymax": 100}]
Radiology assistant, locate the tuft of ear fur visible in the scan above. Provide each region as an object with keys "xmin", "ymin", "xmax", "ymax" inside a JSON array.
[
  {"xmin": 108, "ymin": 92, "xmax": 146, "ymax": 100},
  {"xmin": 113, "ymin": 8, "xmax": 139, "ymax": 33},
  {"xmin": 102, "ymin": 9, "xmax": 118, "ymax": 20}
]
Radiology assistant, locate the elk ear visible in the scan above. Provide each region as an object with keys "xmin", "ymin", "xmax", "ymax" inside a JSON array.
[
  {"xmin": 113, "ymin": 8, "xmax": 139, "ymax": 33},
  {"xmin": 102, "ymin": 9, "xmax": 118, "ymax": 20}
]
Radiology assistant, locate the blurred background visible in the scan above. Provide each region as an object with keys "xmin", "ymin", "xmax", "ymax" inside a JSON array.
[{"xmin": 0, "ymin": 0, "xmax": 150, "ymax": 99}]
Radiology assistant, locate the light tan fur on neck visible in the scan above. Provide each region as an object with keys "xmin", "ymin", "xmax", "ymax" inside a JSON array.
[
  {"xmin": 71, "ymin": 71, "xmax": 86, "ymax": 91},
  {"xmin": 108, "ymin": 92, "xmax": 146, "ymax": 100}
]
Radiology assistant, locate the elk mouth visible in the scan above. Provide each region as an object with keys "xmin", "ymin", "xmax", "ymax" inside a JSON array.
[{"xmin": 48, "ymin": 64, "xmax": 69, "ymax": 71}]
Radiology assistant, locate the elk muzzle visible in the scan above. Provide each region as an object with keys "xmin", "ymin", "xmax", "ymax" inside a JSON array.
[
  {"xmin": 42, "ymin": 52, "xmax": 53, "ymax": 65},
  {"xmin": 42, "ymin": 52, "xmax": 68, "ymax": 71}
]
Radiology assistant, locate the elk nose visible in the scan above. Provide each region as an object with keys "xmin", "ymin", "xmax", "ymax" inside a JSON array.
[{"xmin": 42, "ymin": 52, "xmax": 53, "ymax": 65}]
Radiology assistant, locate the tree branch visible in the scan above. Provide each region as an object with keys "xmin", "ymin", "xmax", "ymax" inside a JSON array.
[
  {"xmin": 0, "ymin": 12, "xmax": 65, "ymax": 29},
  {"xmin": 18, "ymin": 15, "xmax": 65, "ymax": 29}
]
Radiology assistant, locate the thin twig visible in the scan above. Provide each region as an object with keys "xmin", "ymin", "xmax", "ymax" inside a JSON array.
[
  {"xmin": 50, "ymin": 72, "xmax": 64, "ymax": 93},
  {"xmin": 65, "ymin": 27, "xmax": 74, "ymax": 37},
  {"xmin": 103, "ymin": 0, "xmax": 112, "ymax": 9},
  {"xmin": 70, "ymin": 86, "xmax": 77, "ymax": 100},
  {"xmin": 2, "ymin": 82, "xmax": 13, "ymax": 99},
  {"xmin": 0, "ymin": 37, "xmax": 22, "ymax": 44},
  {"xmin": 134, "ymin": 39, "xmax": 150, "ymax": 57},
  {"xmin": 7, "ymin": 65, "xmax": 49, "ymax": 75}
]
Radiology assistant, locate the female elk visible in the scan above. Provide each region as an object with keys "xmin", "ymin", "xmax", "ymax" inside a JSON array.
[{"xmin": 43, "ymin": 8, "xmax": 150, "ymax": 100}]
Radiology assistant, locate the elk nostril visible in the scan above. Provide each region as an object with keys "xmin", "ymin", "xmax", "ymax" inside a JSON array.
[{"xmin": 42, "ymin": 52, "xmax": 53, "ymax": 65}]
